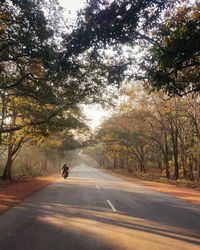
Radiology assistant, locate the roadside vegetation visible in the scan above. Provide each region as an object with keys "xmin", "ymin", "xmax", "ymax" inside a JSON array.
[{"xmin": 84, "ymin": 87, "xmax": 200, "ymax": 189}]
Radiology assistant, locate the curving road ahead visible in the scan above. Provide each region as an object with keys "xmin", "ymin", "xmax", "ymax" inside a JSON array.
[{"xmin": 0, "ymin": 165, "xmax": 200, "ymax": 250}]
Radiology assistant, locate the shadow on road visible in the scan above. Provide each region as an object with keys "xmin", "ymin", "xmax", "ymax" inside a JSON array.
[{"xmin": 14, "ymin": 180, "xmax": 200, "ymax": 250}]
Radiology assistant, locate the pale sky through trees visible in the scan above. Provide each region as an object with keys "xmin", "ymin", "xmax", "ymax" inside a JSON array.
[
  {"xmin": 59, "ymin": 0, "xmax": 86, "ymax": 14},
  {"xmin": 59, "ymin": 0, "xmax": 113, "ymax": 130}
]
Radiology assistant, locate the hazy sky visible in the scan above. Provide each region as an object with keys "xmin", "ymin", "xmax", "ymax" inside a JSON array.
[
  {"xmin": 82, "ymin": 104, "xmax": 112, "ymax": 131},
  {"xmin": 59, "ymin": 0, "xmax": 86, "ymax": 17}
]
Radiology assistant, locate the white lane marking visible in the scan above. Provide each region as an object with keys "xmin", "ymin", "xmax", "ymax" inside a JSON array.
[
  {"xmin": 106, "ymin": 200, "xmax": 117, "ymax": 212},
  {"xmin": 96, "ymin": 185, "xmax": 100, "ymax": 190},
  {"xmin": 37, "ymin": 209, "xmax": 54, "ymax": 215}
]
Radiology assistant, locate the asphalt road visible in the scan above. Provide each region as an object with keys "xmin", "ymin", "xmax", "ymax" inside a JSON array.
[{"xmin": 0, "ymin": 164, "xmax": 200, "ymax": 250}]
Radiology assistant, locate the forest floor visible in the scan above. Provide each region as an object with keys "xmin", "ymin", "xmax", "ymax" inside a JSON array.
[
  {"xmin": 0, "ymin": 175, "xmax": 58, "ymax": 214},
  {"xmin": 0, "ymin": 168, "xmax": 200, "ymax": 215},
  {"xmin": 98, "ymin": 167, "xmax": 200, "ymax": 207}
]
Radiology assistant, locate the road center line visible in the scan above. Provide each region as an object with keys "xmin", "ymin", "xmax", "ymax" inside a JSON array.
[
  {"xmin": 96, "ymin": 185, "xmax": 100, "ymax": 190},
  {"xmin": 106, "ymin": 200, "xmax": 117, "ymax": 212},
  {"xmin": 37, "ymin": 209, "xmax": 54, "ymax": 215}
]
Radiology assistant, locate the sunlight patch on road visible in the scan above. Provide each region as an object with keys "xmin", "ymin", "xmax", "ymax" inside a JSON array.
[{"xmin": 38, "ymin": 207, "xmax": 200, "ymax": 250}]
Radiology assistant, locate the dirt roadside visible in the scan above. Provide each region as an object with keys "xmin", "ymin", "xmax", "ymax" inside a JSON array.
[
  {"xmin": 98, "ymin": 167, "xmax": 200, "ymax": 207},
  {"xmin": 0, "ymin": 175, "xmax": 59, "ymax": 214}
]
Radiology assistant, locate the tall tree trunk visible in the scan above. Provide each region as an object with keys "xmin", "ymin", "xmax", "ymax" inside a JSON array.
[
  {"xmin": 157, "ymin": 158, "xmax": 162, "ymax": 174},
  {"xmin": 0, "ymin": 92, "xmax": 6, "ymax": 144},
  {"xmin": 171, "ymin": 126, "xmax": 179, "ymax": 180},
  {"xmin": 189, "ymin": 158, "xmax": 194, "ymax": 181},
  {"xmin": 164, "ymin": 132, "xmax": 170, "ymax": 179},
  {"xmin": 2, "ymin": 137, "xmax": 25, "ymax": 180},
  {"xmin": 126, "ymin": 153, "xmax": 131, "ymax": 172},
  {"xmin": 132, "ymin": 147, "xmax": 146, "ymax": 173},
  {"xmin": 113, "ymin": 154, "xmax": 117, "ymax": 169},
  {"xmin": 180, "ymin": 143, "xmax": 187, "ymax": 178},
  {"xmin": 42, "ymin": 151, "xmax": 48, "ymax": 171},
  {"xmin": 120, "ymin": 156, "xmax": 125, "ymax": 169},
  {"xmin": 140, "ymin": 146, "xmax": 146, "ymax": 173},
  {"xmin": 2, "ymin": 146, "xmax": 13, "ymax": 179}
]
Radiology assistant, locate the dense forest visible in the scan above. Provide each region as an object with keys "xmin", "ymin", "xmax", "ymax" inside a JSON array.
[{"xmin": 0, "ymin": 0, "xmax": 199, "ymax": 182}]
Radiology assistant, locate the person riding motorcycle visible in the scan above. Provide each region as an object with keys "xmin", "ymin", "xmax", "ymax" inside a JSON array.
[{"xmin": 61, "ymin": 163, "xmax": 69, "ymax": 178}]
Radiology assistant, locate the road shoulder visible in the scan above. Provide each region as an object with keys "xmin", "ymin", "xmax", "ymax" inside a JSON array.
[{"xmin": 0, "ymin": 175, "xmax": 59, "ymax": 214}]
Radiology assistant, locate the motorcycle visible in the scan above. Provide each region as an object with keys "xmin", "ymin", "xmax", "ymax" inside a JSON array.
[{"xmin": 62, "ymin": 170, "xmax": 69, "ymax": 179}]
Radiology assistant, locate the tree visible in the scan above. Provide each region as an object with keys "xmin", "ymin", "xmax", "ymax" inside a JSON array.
[
  {"xmin": 1, "ymin": 95, "xmax": 88, "ymax": 179},
  {"xmin": 0, "ymin": 1, "xmax": 85, "ymax": 136},
  {"xmin": 68, "ymin": 0, "xmax": 199, "ymax": 96},
  {"xmin": 0, "ymin": 0, "xmax": 116, "ymax": 179},
  {"xmin": 0, "ymin": 0, "xmax": 132, "ymax": 137},
  {"xmin": 87, "ymin": 85, "xmax": 200, "ymax": 181},
  {"xmin": 64, "ymin": 0, "xmax": 174, "ymax": 53},
  {"xmin": 0, "ymin": 0, "xmax": 66, "ymax": 137},
  {"xmin": 143, "ymin": 2, "xmax": 200, "ymax": 95},
  {"xmin": 0, "ymin": 0, "xmax": 60, "ymax": 95}
]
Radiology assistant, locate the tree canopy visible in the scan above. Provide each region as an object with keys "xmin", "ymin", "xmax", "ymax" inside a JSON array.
[
  {"xmin": 144, "ymin": 2, "xmax": 200, "ymax": 96},
  {"xmin": 65, "ymin": 0, "xmax": 199, "ymax": 96},
  {"xmin": 0, "ymin": 0, "xmax": 93, "ymax": 178}
]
